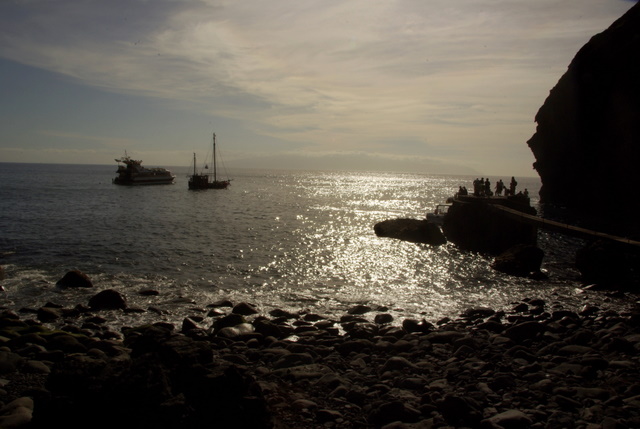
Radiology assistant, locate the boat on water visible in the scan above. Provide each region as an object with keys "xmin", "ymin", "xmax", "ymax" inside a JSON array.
[
  {"xmin": 113, "ymin": 153, "xmax": 175, "ymax": 186},
  {"xmin": 188, "ymin": 132, "xmax": 231, "ymax": 190},
  {"xmin": 426, "ymin": 204, "xmax": 451, "ymax": 225}
]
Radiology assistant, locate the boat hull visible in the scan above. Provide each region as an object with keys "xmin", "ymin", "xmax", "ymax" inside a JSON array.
[
  {"xmin": 113, "ymin": 176, "xmax": 175, "ymax": 186},
  {"xmin": 188, "ymin": 174, "xmax": 230, "ymax": 189}
]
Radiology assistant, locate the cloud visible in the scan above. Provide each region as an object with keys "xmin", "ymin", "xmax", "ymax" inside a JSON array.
[
  {"xmin": 37, "ymin": 130, "xmax": 136, "ymax": 148},
  {"xmin": 0, "ymin": 0, "xmax": 635, "ymax": 174},
  {"xmin": 230, "ymin": 149, "xmax": 480, "ymax": 175}
]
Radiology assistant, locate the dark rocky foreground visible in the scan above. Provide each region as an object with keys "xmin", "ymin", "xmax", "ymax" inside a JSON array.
[{"xmin": 1, "ymin": 287, "xmax": 640, "ymax": 428}]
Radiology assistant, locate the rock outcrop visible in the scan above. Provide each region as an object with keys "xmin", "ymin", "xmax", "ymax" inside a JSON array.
[
  {"xmin": 442, "ymin": 200, "xmax": 538, "ymax": 254},
  {"xmin": 374, "ymin": 218, "xmax": 447, "ymax": 245},
  {"xmin": 527, "ymin": 3, "xmax": 640, "ymax": 236}
]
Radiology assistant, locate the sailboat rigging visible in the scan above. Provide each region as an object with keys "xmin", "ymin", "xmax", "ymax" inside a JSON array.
[{"xmin": 188, "ymin": 132, "xmax": 231, "ymax": 190}]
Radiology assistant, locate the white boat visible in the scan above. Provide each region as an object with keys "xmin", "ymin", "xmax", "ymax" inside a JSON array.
[
  {"xmin": 113, "ymin": 153, "xmax": 175, "ymax": 186},
  {"xmin": 426, "ymin": 204, "xmax": 451, "ymax": 225}
]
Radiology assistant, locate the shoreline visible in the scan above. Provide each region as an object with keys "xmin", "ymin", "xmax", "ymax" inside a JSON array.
[{"xmin": 1, "ymin": 288, "xmax": 639, "ymax": 428}]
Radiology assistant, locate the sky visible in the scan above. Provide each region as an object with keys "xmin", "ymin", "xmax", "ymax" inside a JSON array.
[{"xmin": 0, "ymin": 0, "xmax": 637, "ymax": 177}]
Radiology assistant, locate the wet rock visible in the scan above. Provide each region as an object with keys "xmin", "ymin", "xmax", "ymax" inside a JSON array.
[
  {"xmin": 233, "ymin": 302, "xmax": 259, "ymax": 315},
  {"xmin": 302, "ymin": 313, "xmax": 326, "ymax": 322},
  {"xmin": 374, "ymin": 218, "xmax": 447, "ymax": 245},
  {"xmin": 0, "ymin": 351, "xmax": 24, "ymax": 374},
  {"xmin": 481, "ymin": 409, "xmax": 532, "ymax": 428},
  {"xmin": 347, "ymin": 304, "xmax": 373, "ymax": 315},
  {"xmin": 273, "ymin": 353, "xmax": 315, "ymax": 369},
  {"xmin": 402, "ymin": 318, "xmax": 434, "ymax": 334},
  {"xmin": 489, "ymin": 374, "xmax": 517, "ymax": 392},
  {"xmin": 88, "ymin": 289, "xmax": 127, "ymax": 310},
  {"xmin": 36, "ymin": 306, "xmax": 63, "ymax": 323},
  {"xmin": 56, "ymin": 270, "xmax": 93, "ymax": 288},
  {"xmin": 344, "ymin": 322, "xmax": 378, "ymax": 339},
  {"xmin": 46, "ymin": 333, "xmax": 88, "ymax": 354},
  {"xmin": 24, "ymin": 360, "xmax": 51, "ymax": 374},
  {"xmin": 268, "ymin": 308, "xmax": 298, "ymax": 319},
  {"xmin": 252, "ymin": 319, "xmax": 284, "ymax": 338},
  {"xmin": 217, "ymin": 323, "xmax": 255, "ymax": 339},
  {"xmin": 209, "ymin": 299, "xmax": 233, "ymax": 308},
  {"xmin": 461, "ymin": 306, "xmax": 496, "ymax": 320},
  {"xmin": 273, "ymin": 363, "xmax": 331, "ymax": 382},
  {"xmin": 375, "ymin": 313, "xmax": 394, "ymax": 324},
  {"xmin": 369, "ymin": 400, "xmax": 408, "ymax": 426},
  {"xmin": 425, "ymin": 330, "xmax": 466, "ymax": 344},
  {"xmin": 476, "ymin": 320, "xmax": 505, "ymax": 333},
  {"xmin": 181, "ymin": 317, "xmax": 203, "ymax": 334},
  {"xmin": 291, "ymin": 399, "xmax": 318, "ymax": 411},
  {"xmin": 0, "ymin": 397, "xmax": 34, "ymax": 428},
  {"xmin": 316, "ymin": 408, "xmax": 343, "ymax": 423},
  {"xmin": 212, "ymin": 314, "xmax": 246, "ymax": 332},
  {"xmin": 504, "ymin": 321, "xmax": 545, "ymax": 341},
  {"xmin": 558, "ymin": 344, "xmax": 593, "ymax": 355},
  {"xmin": 336, "ymin": 339, "xmax": 373, "ymax": 355},
  {"xmin": 381, "ymin": 356, "xmax": 417, "ymax": 373},
  {"xmin": 438, "ymin": 394, "xmax": 481, "ymax": 427},
  {"xmin": 491, "ymin": 244, "xmax": 544, "ymax": 277}
]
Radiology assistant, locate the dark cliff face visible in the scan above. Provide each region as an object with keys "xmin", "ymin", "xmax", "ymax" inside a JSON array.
[{"xmin": 527, "ymin": 3, "xmax": 640, "ymax": 235}]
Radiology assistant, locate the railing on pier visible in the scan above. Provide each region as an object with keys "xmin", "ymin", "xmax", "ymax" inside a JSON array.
[{"xmin": 488, "ymin": 204, "xmax": 640, "ymax": 249}]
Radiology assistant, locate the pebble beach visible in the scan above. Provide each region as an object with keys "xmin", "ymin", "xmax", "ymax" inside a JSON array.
[{"xmin": 0, "ymin": 273, "xmax": 639, "ymax": 428}]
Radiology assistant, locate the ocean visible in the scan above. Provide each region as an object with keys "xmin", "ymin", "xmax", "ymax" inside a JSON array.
[{"xmin": 0, "ymin": 162, "xmax": 631, "ymax": 331}]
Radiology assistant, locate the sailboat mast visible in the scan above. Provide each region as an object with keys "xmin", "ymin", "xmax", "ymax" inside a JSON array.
[
  {"xmin": 213, "ymin": 132, "xmax": 217, "ymax": 182},
  {"xmin": 193, "ymin": 152, "xmax": 196, "ymax": 176}
]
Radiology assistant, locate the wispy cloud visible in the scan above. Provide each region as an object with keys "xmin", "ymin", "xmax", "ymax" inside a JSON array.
[
  {"xmin": 38, "ymin": 130, "xmax": 136, "ymax": 148},
  {"xmin": 0, "ymin": 0, "xmax": 635, "ymax": 174}
]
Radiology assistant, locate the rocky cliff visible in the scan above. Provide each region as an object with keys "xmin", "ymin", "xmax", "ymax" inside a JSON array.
[{"xmin": 527, "ymin": 3, "xmax": 640, "ymax": 237}]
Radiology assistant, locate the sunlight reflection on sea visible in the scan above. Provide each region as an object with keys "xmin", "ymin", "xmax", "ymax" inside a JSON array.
[{"xmin": 0, "ymin": 163, "xmax": 632, "ymax": 330}]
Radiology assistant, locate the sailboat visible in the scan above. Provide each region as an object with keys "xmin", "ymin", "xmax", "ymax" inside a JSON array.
[{"xmin": 188, "ymin": 132, "xmax": 231, "ymax": 190}]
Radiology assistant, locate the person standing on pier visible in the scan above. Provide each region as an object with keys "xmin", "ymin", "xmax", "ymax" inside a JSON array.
[
  {"xmin": 473, "ymin": 178, "xmax": 482, "ymax": 196},
  {"xmin": 510, "ymin": 176, "xmax": 518, "ymax": 195}
]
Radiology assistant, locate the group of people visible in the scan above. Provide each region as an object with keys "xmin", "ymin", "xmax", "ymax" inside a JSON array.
[{"xmin": 457, "ymin": 176, "xmax": 528, "ymax": 198}]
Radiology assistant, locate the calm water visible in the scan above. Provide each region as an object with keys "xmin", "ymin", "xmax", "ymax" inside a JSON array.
[{"xmin": 0, "ymin": 163, "xmax": 630, "ymax": 330}]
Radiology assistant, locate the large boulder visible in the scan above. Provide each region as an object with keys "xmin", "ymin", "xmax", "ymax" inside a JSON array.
[
  {"xmin": 492, "ymin": 244, "xmax": 545, "ymax": 277},
  {"xmin": 526, "ymin": 2, "xmax": 640, "ymax": 237},
  {"xmin": 374, "ymin": 218, "xmax": 447, "ymax": 245},
  {"xmin": 56, "ymin": 270, "xmax": 93, "ymax": 288},
  {"xmin": 575, "ymin": 240, "xmax": 640, "ymax": 288},
  {"xmin": 88, "ymin": 289, "xmax": 127, "ymax": 310}
]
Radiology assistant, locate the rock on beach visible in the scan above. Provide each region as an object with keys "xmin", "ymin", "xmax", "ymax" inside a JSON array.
[
  {"xmin": 55, "ymin": 270, "xmax": 93, "ymax": 288},
  {"xmin": 0, "ymin": 292, "xmax": 639, "ymax": 428}
]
